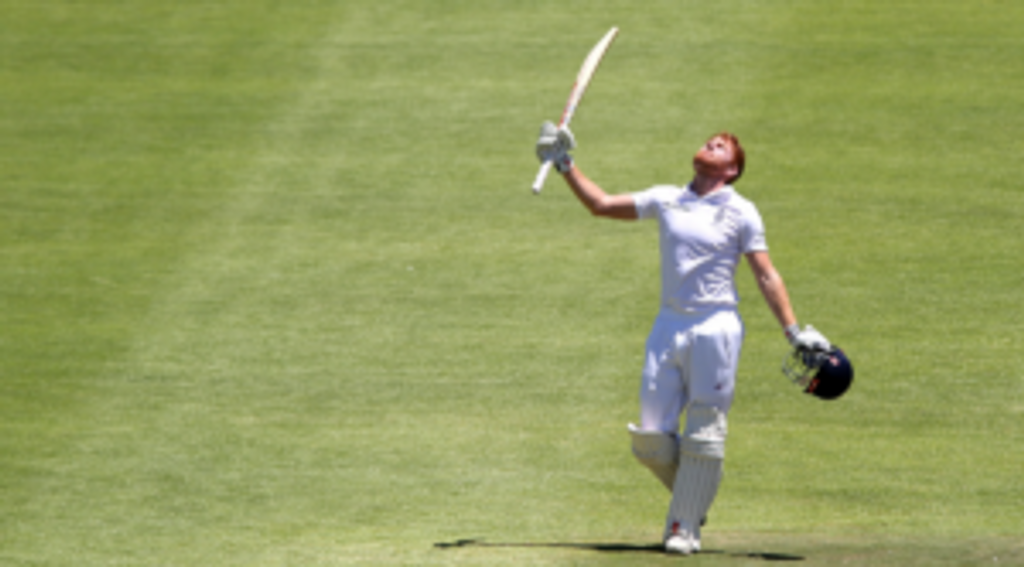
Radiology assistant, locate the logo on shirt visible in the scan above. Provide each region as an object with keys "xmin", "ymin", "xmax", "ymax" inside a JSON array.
[
  {"xmin": 666, "ymin": 200, "xmax": 692, "ymax": 212},
  {"xmin": 714, "ymin": 206, "xmax": 742, "ymax": 228}
]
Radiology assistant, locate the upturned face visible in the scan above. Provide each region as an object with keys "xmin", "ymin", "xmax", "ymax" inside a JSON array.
[{"xmin": 692, "ymin": 135, "xmax": 737, "ymax": 180}]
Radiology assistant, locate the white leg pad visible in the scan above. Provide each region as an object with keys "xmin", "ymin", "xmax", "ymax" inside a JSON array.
[
  {"xmin": 628, "ymin": 423, "xmax": 679, "ymax": 492},
  {"xmin": 664, "ymin": 404, "xmax": 727, "ymax": 549},
  {"xmin": 664, "ymin": 452, "xmax": 723, "ymax": 551}
]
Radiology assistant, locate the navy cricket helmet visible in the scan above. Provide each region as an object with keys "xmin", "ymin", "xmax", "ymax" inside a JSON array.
[{"xmin": 782, "ymin": 346, "xmax": 854, "ymax": 400}]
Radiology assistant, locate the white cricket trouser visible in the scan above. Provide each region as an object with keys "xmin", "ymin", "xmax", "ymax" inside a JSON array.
[{"xmin": 638, "ymin": 308, "xmax": 744, "ymax": 433}]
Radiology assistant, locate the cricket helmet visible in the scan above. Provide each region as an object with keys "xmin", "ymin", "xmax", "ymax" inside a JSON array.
[{"xmin": 781, "ymin": 346, "xmax": 854, "ymax": 400}]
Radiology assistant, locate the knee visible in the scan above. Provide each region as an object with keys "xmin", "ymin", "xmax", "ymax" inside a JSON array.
[{"xmin": 680, "ymin": 403, "xmax": 727, "ymax": 460}]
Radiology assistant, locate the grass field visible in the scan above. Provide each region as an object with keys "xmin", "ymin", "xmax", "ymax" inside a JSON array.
[{"xmin": 1, "ymin": 1, "xmax": 1022, "ymax": 565}]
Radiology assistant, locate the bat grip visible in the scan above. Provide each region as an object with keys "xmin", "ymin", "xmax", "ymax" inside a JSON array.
[{"xmin": 532, "ymin": 160, "xmax": 554, "ymax": 194}]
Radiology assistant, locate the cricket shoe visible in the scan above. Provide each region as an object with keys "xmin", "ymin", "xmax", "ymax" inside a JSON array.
[{"xmin": 663, "ymin": 522, "xmax": 697, "ymax": 555}]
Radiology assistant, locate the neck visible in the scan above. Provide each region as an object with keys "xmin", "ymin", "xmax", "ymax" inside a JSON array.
[{"xmin": 690, "ymin": 175, "xmax": 729, "ymax": 197}]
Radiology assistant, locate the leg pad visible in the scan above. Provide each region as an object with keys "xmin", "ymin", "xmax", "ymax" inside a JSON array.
[
  {"xmin": 628, "ymin": 423, "xmax": 679, "ymax": 492},
  {"xmin": 665, "ymin": 403, "xmax": 728, "ymax": 549}
]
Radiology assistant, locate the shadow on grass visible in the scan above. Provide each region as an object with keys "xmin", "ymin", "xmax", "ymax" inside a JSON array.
[{"xmin": 434, "ymin": 539, "xmax": 804, "ymax": 561}]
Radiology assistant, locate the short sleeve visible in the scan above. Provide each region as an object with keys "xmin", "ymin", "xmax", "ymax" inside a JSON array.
[
  {"xmin": 632, "ymin": 186, "xmax": 677, "ymax": 220},
  {"xmin": 740, "ymin": 203, "xmax": 768, "ymax": 253}
]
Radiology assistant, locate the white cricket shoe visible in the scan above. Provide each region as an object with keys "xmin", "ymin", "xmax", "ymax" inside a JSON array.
[
  {"xmin": 663, "ymin": 522, "xmax": 697, "ymax": 555},
  {"xmin": 665, "ymin": 533, "xmax": 695, "ymax": 555}
]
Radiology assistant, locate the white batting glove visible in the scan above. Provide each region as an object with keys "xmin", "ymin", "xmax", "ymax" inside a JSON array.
[
  {"xmin": 535, "ymin": 121, "xmax": 576, "ymax": 173},
  {"xmin": 786, "ymin": 324, "xmax": 831, "ymax": 352}
]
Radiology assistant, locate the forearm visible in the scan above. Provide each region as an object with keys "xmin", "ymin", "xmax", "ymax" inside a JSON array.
[
  {"xmin": 756, "ymin": 266, "xmax": 797, "ymax": 330},
  {"xmin": 563, "ymin": 165, "xmax": 606, "ymax": 212},
  {"xmin": 562, "ymin": 165, "xmax": 638, "ymax": 220}
]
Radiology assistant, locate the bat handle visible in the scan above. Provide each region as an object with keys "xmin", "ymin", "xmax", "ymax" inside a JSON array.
[{"xmin": 532, "ymin": 160, "xmax": 554, "ymax": 194}]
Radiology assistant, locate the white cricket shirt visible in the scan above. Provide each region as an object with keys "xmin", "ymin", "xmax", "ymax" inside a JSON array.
[{"xmin": 633, "ymin": 184, "xmax": 767, "ymax": 313}]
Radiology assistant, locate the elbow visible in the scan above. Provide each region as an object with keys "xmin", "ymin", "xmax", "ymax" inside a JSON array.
[
  {"xmin": 757, "ymin": 269, "xmax": 782, "ymax": 293},
  {"xmin": 588, "ymin": 197, "xmax": 621, "ymax": 218}
]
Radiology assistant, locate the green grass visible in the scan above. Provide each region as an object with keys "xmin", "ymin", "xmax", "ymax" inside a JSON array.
[{"xmin": 1, "ymin": 1, "xmax": 1022, "ymax": 565}]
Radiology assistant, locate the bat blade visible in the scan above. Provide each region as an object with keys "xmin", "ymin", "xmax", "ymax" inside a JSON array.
[{"xmin": 559, "ymin": 26, "xmax": 619, "ymax": 128}]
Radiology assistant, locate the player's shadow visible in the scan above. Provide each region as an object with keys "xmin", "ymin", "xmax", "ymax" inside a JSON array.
[{"xmin": 434, "ymin": 539, "xmax": 805, "ymax": 561}]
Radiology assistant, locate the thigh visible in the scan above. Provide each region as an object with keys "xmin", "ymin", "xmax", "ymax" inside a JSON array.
[
  {"xmin": 638, "ymin": 316, "xmax": 690, "ymax": 432},
  {"xmin": 688, "ymin": 310, "xmax": 744, "ymax": 412}
]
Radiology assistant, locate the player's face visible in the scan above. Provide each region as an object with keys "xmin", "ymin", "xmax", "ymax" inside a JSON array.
[{"xmin": 692, "ymin": 136, "xmax": 737, "ymax": 179}]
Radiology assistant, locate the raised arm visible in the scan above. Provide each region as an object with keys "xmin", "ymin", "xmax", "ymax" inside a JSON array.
[{"xmin": 535, "ymin": 121, "xmax": 637, "ymax": 220}]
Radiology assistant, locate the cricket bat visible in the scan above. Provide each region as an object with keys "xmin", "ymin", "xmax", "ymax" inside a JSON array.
[{"xmin": 532, "ymin": 27, "xmax": 619, "ymax": 194}]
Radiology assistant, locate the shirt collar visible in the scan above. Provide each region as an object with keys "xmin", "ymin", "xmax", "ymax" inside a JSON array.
[{"xmin": 683, "ymin": 184, "xmax": 734, "ymax": 205}]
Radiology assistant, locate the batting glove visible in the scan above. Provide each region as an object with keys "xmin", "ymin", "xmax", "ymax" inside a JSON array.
[
  {"xmin": 786, "ymin": 324, "xmax": 831, "ymax": 352},
  {"xmin": 536, "ymin": 121, "xmax": 576, "ymax": 173}
]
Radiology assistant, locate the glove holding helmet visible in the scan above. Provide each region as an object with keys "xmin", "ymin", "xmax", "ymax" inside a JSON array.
[
  {"xmin": 786, "ymin": 324, "xmax": 831, "ymax": 352},
  {"xmin": 782, "ymin": 324, "xmax": 854, "ymax": 400}
]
